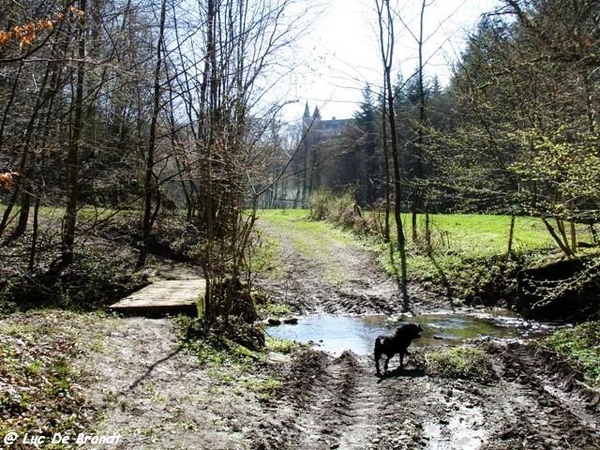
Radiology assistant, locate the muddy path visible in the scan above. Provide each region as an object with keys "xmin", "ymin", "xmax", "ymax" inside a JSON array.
[
  {"xmin": 249, "ymin": 345, "xmax": 599, "ymax": 450},
  {"xmin": 253, "ymin": 214, "xmax": 438, "ymax": 316},
  {"xmin": 60, "ymin": 213, "xmax": 599, "ymax": 450},
  {"xmin": 250, "ymin": 213, "xmax": 600, "ymax": 449}
]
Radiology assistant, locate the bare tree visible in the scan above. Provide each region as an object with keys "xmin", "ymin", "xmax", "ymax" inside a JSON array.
[
  {"xmin": 161, "ymin": 0, "xmax": 304, "ymax": 322},
  {"xmin": 136, "ymin": 0, "xmax": 168, "ymax": 268},
  {"xmin": 375, "ymin": 0, "xmax": 409, "ymax": 306}
]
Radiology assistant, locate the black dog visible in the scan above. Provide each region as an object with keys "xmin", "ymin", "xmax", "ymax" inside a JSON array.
[{"xmin": 374, "ymin": 323, "xmax": 422, "ymax": 376}]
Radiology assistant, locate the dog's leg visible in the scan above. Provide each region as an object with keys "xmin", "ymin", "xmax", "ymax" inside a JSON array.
[
  {"xmin": 383, "ymin": 356, "xmax": 389, "ymax": 373},
  {"xmin": 374, "ymin": 349, "xmax": 381, "ymax": 375}
]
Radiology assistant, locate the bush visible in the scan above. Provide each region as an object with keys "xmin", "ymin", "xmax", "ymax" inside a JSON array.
[
  {"xmin": 308, "ymin": 187, "xmax": 332, "ymax": 221},
  {"xmin": 308, "ymin": 188, "xmax": 355, "ymax": 224}
]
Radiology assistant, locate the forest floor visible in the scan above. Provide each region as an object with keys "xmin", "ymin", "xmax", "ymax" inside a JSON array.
[{"xmin": 1, "ymin": 212, "xmax": 599, "ymax": 449}]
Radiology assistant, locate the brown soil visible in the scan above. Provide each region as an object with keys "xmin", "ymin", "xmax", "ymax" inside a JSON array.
[
  {"xmin": 9, "ymin": 215, "xmax": 596, "ymax": 449},
  {"xmin": 245, "ymin": 215, "xmax": 600, "ymax": 449},
  {"xmin": 250, "ymin": 345, "xmax": 600, "ymax": 450}
]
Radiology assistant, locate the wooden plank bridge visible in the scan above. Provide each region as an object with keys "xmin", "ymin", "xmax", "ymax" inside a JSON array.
[{"xmin": 109, "ymin": 279, "xmax": 206, "ymax": 317}]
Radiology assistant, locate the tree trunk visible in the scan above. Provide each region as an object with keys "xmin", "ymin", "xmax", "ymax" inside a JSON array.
[
  {"xmin": 62, "ymin": 0, "xmax": 87, "ymax": 266},
  {"xmin": 13, "ymin": 191, "xmax": 31, "ymax": 238},
  {"xmin": 542, "ymin": 217, "xmax": 573, "ymax": 258},
  {"xmin": 412, "ymin": 0, "xmax": 428, "ymax": 243},
  {"xmin": 507, "ymin": 215, "xmax": 515, "ymax": 254},
  {"xmin": 377, "ymin": 0, "xmax": 409, "ymax": 305},
  {"xmin": 137, "ymin": 0, "xmax": 168, "ymax": 269},
  {"xmin": 29, "ymin": 197, "xmax": 41, "ymax": 272},
  {"xmin": 381, "ymin": 91, "xmax": 391, "ymax": 243},
  {"xmin": 200, "ymin": 0, "xmax": 218, "ymax": 323}
]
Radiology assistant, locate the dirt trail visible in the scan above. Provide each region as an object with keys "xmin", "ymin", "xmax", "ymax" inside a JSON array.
[
  {"xmin": 77, "ymin": 317, "xmax": 249, "ymax": 450},
  {"xmin": 250, "ymin": 213, "xmax": 600, "ymax": 450},
  {"xmin": 249, "ymin": 347, "xmax": 599, "ymax": 449},
  {"xmin": 254, "ymin": 215, "xmax": 436, "ymax": 315},
  {"xmin": 292, "ymin": 352, "xmax": 381, "ymax": 449}
]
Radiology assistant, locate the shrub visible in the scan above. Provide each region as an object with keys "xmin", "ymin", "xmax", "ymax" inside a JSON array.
[
  {"xmin": 308, "ymin": 187, "xmax": 355, "ymax": 225},
  {"xmin": 308, "ymin": 187, "xmax": 332, "ymax": 221}
]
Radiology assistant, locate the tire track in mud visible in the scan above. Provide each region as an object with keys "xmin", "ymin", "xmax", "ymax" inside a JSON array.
[
  {"xmin": 478, "ymin": 342, "xmax": 600, "ymax": 450},
  {"xmin": 257, "ymin": 344, "xmax": 600, "ymax": 450},
  {"xmin": 265, "ymin": 350, "xmax": 429, "ymax": 450},
  {"xmin": 417, "ymin": 341, "xmax": 600, "ymax": 450},
  {"xmin": 293, "ymin": 352, "xmax": 386, "ymax": 450}
]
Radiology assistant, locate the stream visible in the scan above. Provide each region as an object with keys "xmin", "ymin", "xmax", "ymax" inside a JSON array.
[{"xmin": 266, "ymin": 309, "xmax": 555, "ymax": 355}]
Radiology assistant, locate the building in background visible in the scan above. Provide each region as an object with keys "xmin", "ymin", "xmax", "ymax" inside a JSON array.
[{"xmin": 302, "ymin": 102, "xmax": 348, "ymax": 139}]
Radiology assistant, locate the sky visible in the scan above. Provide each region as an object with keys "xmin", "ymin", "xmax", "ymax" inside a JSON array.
[{"xmin": 277, "ymin": 0, "xmax": 501, "ymax": 123}]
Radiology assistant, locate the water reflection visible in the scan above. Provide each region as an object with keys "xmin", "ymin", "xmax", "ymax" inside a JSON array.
[{"xmin": 266, "ymin": 311, "xmax": 545, "ymax": 355}]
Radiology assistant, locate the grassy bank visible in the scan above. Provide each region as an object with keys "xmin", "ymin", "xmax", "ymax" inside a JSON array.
[
  {"xmin": 256, "ymin": 208, "xmax": 572, "ymax": 305},
  {"xmin": 542, "ymin": 321, "xmax": 600, "ymax": 387},
  {"xmin": 390, "ymin": 213, "xmax": 559, "ymax": 303}
]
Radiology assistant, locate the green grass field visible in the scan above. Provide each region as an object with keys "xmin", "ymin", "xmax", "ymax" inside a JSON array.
[
  {"xmin": 413, "ymin": 213, "xmax": 556, "ymax": 256},
  {"xmin": 397, "ymin": 213, "xmax": 559, "ymax": 288}
]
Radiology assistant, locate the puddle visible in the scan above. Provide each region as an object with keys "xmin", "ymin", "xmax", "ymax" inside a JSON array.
[
  {"xmin": 266, "ymin": 310, "xmax": 553, "ymax": 355},
  {"xmin": 424, "ymin": 403, "xmax": 487, "ymax": 450}
]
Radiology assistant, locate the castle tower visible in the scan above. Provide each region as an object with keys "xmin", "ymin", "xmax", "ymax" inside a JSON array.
[{"xmin": 312, "ymin": 105, "xmax": 321, "ymax": 120}]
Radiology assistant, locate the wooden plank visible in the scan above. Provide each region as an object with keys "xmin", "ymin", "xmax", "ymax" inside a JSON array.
[{"xmin": 109, "ymin": 279, "xmax": 205, "ymax": 317}]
